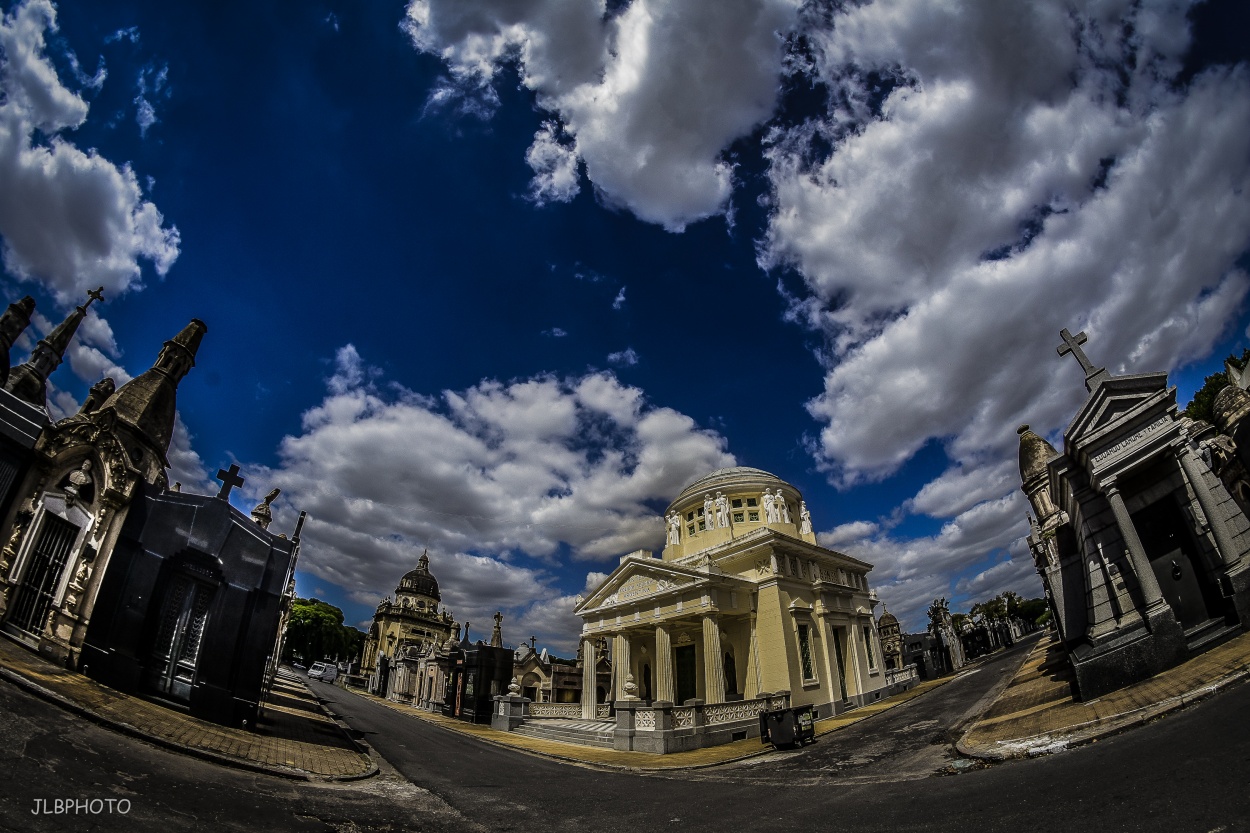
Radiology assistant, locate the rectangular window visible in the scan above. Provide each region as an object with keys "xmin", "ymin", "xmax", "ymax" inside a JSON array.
[
  {"xmin": 746, "ymin": 498, "xmax": 758, "ymax": 507},
  {"xmin": 687, "ymin": 524, "xmax": 696, "ymax": 536},
  {"xmin": 686, "ymin": 511, "xmax": 694, "ymax": 521},
  {"xmin": 698, "ymin": 520, "xmax": 706, "ymax": 531},
  {"xmin": 797, "ymin": 624, "xmax": 815, "ymax": 681},
  {"xmin": 863, "ymin": 626, "xmax": 876, "ymax": 670},
  {"xmin": 747, "ymin": 511, "xmax": 759, "ymax": 522},
  {"xmin": 731, "ymin": 498, "xmax": 743, "ymax": 508},
  {"xmin": 732, "ymin": 512, "xmax": 744, "ymax": 523}
]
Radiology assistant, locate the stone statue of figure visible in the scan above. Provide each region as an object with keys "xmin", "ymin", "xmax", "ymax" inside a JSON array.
[
  {"xmin": 65, "ymin": 460, "xmax": 92, "ymax": 504},
  {"xmin": 490, "ymin": 611, "xmax": 503, "ymax": 648},
  {"xmin": 799, "ymin": 501, "xmax": 812, "ymax": 536},
  {"xmin": 762, "ymin": 489, "xmax": 779, "ymax": 523},
  {"xmin": 714, "ymin": 491, "xmax": 729, "ymax": 527},
  {"xmin": 251, "ymin": 488, "xmax": 281, "ymax": 530},
  {"xmin": 703, "ymin": 493, "xmax": 714, "ymax": 528},
  {"xmin": 666, "ymin": 512, "xmax": 681, "ymax": 545},
  {"xmin": 778, "ymin": 494, "xmax": 791, "ymax": 524}
]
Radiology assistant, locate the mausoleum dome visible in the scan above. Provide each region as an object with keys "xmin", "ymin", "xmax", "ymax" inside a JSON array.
[
  {"xmin": 397, "ymin": 551, "xmax": 441, "ymax": 602},
  {"xmin": 1017, "ymin": 424, "xmax": 1059, "ymax": 485},
  {"xmin": 1212, "ymin": 384, "xmax": 1250, "ymax": 435},
  {"xmin": 673, "ymin": 466, "xmax": 793, "ymax": 506}
]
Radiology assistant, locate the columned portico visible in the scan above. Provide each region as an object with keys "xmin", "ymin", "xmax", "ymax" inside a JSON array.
[
  {"xmin": 581, "ymin": 638, "xmax": 597, "ymax": 719},
  {"xmin": 1177, "ymin": 441, "xmax": 1241, "ymax": 569},
  {"xmin": 612, "ymin": 633, "xmax": 630, "ymax": 701},
  {"xmin": 1104, "ymin": 480, "xmax": 1168, "ymax": 614},
  {"xmin": 654, "ymin": 623, "xmax": 675, "ymax": 703},
  {"xmin": 701, "ymin": 615, "xmax": 725, "ymax": 705}
]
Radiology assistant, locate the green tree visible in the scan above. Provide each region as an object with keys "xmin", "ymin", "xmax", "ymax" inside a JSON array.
[
  {"xmin": 1183, "ymin": 349, "xmax": 1250, "ymax": 424},
  {"xmin": 283, "ymin": 598, "xmax": 365, "ymax": 663}
]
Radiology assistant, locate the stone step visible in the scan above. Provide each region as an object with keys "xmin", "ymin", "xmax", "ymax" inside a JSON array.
[
  {"xmin": 1185, "ymin": 618, "xmax": 1240, "ymax": 653},
  {"xmin": 513, "ymin": 720, "xmax": 617, "ymax": 748}
]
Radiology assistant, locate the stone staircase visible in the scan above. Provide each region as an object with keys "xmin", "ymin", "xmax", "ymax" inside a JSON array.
[
  {"xmin": 1185, "ymin": 617, "xmax": 1241, "ymax": 653},
  {"xmin": 512, "ymin": 719, "xmax": 617, "ymax": 749}
]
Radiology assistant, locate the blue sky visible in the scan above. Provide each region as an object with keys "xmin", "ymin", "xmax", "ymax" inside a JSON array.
[{"xmin": 1, "ymin": 0, "xmax": 1248, "ymax": 651}]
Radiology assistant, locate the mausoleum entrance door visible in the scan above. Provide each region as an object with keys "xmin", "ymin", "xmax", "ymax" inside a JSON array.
[
  {"xmin": 6, "ymin": 514, "xmax": 77, "ymax": 638},
  {"xmin": 1132, "ymin": 498, "xmax": 1220, "ymax": 630},
  {"xmin": 146, "ymin": 572, "xmax": 215, "ymax": 702},
  {"xmin": 832, "ymin": 629, "xmax": 848, "ymax": 701},
  {"xmin": 675, "ymin": 644, "xmax": 696, "ymax": 704}
]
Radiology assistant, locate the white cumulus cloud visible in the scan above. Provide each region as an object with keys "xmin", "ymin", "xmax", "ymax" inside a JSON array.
[
  {"xmin": 0, "ymin": 0, "xmax": 180, "ymax": 303},
  {"xmin": 404, "ymin": 0, "xmax": 802, "ymax": 231},
  {"xmin": 246, "ymin": 346, "xmax": 734, "ymax": 651}
]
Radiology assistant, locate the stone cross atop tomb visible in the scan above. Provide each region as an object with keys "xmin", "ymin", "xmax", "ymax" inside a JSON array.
[
  {"xmin": 216, "ymin": 463, "xmax": 245, "ymax": 499},
  {"xmin": 1057, "ymin": 328, "xmax": 1111, "ymax": 392}
]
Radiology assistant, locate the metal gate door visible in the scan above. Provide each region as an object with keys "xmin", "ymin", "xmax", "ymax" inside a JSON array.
[
  {"xmin": 147, "ymin": 574, "xmax": 214, "ymax": 701},
  {"xmin": 6, "ymin": 514, "xmax": 78, "ymax": 637}
]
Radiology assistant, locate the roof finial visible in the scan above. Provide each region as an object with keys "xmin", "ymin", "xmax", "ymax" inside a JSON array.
[{"xmin": 1057, "ymin": 327, "xmax": 1110, "ymax": 391}]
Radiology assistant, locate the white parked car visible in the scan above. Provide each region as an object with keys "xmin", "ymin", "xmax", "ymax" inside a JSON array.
[{"xmin": 307, "ymin": 662, "xmax": 338, "ymax": 682}]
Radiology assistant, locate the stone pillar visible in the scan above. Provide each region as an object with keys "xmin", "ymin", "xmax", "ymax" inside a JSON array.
[
  {"xmin": 1104, "ymin": 482, "xmax": 1167, "ymax": 613},
  {"xmin": 581, "ymin": 638, "xmax": 597, "ymax": 719},
  {"xmin": 702, "ymin": 615, "xmax": 726, "ymax": 705},
  {"xmin": 1178, "ymin": 444, "xmax": 1242, "ymax": 568},
  {"xmin": 613, "ymin": 634, "xmax": 631, "ymax": 702},
  {"xmin": 654, "ymin": 623, "xmax": 675, "ymax": 704}
]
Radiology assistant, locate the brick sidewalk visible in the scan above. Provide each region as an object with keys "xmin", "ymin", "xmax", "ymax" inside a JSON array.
[
  {"xmin": 958, "ymin": 628, "xmax": 1250, "ymax": 760},
  {"xmin": 344, "ymin": 676, "xmax": 952, "ymax": 771},
  {"xmin": 0, "ymin": 635, "xmax": 375, "ymax": 780}
]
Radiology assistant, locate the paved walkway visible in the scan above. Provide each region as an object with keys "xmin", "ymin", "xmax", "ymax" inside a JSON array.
[
  {"xmin": 958, "ymin": 628, "xmax": 1250, "ymax": 760},
  {"xmin": 0, "ymin": 635, "xmax": 374, "ymax": 780},
  {"xmin": 341, "ymin": 677, "xmax": 953, "ymax": 771}
]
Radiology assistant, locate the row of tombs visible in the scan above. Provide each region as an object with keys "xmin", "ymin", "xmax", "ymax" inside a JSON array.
[
  {"xmin": 360, "ymin": 329, "xmax": 1250, "ymax": 752},
  {"xmin": 4, "ymin": 286, "xmax": 1246, "ymax": 747},
  {"xmin": 360, "ymin": 466, "xmax": 926, "ymax": 753}
]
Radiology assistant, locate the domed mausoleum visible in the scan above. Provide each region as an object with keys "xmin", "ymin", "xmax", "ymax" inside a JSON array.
[
  {"xmin": 360, "ymin": 550, "xmax": 454, "ymax": 690},
  {"xmin": 574, "ymin": 467, "xmax": 893, "ymax": 749}
]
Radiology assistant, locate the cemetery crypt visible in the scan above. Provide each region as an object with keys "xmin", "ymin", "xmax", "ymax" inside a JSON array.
[
  {"xmin": 1021, "ymin": 329, "xmax": 1250, "ymax": 699},
  {"xmin": 576, "ymin": 466, "xmax": 891, "ymax": 727},
  {"xmin": 0, "ymin": 292, "xmax": 300, "ymax": 727}
]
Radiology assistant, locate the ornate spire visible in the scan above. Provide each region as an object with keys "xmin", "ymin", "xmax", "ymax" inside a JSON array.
[
  {"xmin": 0, "ymin": 295, "xmax": 34, "ymax": 387},
  {"xmin": 99, "ymin": 319, "xmax": 207, "ymax": 463},
  {"xmin": 417, "ymin": 548, "xmax": 430, "ymax": 573},
  {"xmin": 6, "ymin": 288, "xmax": 102, "ymax": 406}
]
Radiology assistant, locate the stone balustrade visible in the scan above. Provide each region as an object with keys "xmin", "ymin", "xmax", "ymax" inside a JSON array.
[{"xmin": 526, "ymin": 702, "xmax": 582, "ymax": 719}]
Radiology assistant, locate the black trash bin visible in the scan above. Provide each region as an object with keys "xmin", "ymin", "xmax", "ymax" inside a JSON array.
[{"xmin": 759, "ymin": 706, "xmax": 816, "ymax": 749}]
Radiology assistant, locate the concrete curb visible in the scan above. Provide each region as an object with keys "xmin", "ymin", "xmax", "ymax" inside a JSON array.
[
  {"xmin": 0, "ymin": 664, "xmax": 378, "ymax": 782},
  {"xmin": 955, "ymin": 663, "xmax": 1250, "ymax": 761}
]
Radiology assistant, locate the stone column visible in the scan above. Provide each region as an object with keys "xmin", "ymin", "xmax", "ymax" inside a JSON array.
[
  {"xmin": 654, "ymin": 623, "xmax": 675, "ymax": 703},
  {"xmin": 1104, "ymin": 482, "xmax": 1167, "ymax": 612},
  {"xmin": 613, "ymin": 633, "xmax": 631, "ymax": 702},
  {"xmin": 1177, "ymin": 444, "xmax": 1241, "ymax": 568},
  {"xmin": 702, "ymin": 615, "xmax": 726, "ymax": 705},
  {"xmin": 581, "ymin": 638, "xmax": 598, "ymax": 719}
]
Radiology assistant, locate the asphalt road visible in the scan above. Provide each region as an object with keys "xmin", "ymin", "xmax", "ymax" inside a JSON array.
[
  {"xmin": 316, "ymin": 638, "xmax": 1250, "ymax": 832},
  {"xmin": 3, "ymin": 638, "xmax": 1248, "ymax": 833}
]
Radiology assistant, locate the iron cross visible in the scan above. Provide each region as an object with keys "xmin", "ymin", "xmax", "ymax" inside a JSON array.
[
  {"xmin": 1056, "ymin": 328, "xmax": 1096, "ymax": 375},
  {"xmin": 86, "ymin": 286, "xmax": 105, "ymax": 306},
  {"xmin": 216, "ymin": 463, "xmax": 245, "ymax": 499}
]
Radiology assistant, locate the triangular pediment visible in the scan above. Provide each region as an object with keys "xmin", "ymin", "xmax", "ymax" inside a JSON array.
[
  {"xmin": 575, "ymin": 558, "xmax": 706, "ymax": 613},
  {"xmin": 1065, "ymin": 372, "xmax": 1172, "ymax": 445}
]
